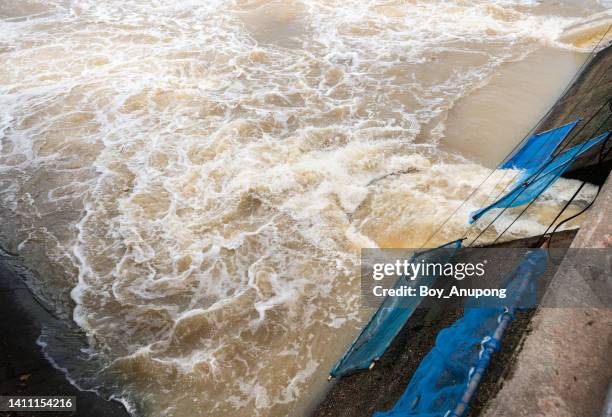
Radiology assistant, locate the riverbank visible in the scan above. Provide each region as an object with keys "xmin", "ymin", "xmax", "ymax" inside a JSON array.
[
  {"xmin": 312, "ymin": 40, "xmax": 612, "ymax": 417},
  {"xmin": 481, "ymin": 161, "xmax": 612, "ymax": 417},
  {"xmin": 311, "ymin": 231, "xmax": 578, "ymax": 417},
  {"xmin": 545, "ymin": 38, "xmax": 612, "ymax": 185}
]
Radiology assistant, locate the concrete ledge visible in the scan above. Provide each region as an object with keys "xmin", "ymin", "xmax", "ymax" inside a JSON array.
[
  {"xmin": 546, "ymin": 42, "xmax": 612, "ymax": 185},
  {"xmin": 481, "ymin": 175, "xmax": 612, "ymax": 417}
]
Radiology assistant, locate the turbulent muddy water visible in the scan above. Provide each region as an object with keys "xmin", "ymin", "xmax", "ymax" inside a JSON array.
[{"xmin": 0, "ymin": 1, "xmax": 610, "ymax": 416}]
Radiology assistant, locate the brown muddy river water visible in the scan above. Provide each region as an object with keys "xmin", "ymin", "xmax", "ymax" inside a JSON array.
[{"xmin": 0, "ymin": 1, "xmax": 610, "ymax": 416}]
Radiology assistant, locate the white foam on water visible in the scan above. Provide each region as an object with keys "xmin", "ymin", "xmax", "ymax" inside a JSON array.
[{"xmin": 0, "ymin": 1, "xmax": 606, "ymax": 416}]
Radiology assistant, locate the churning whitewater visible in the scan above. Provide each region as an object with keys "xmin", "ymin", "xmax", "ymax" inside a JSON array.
[{"xmin": 0, "ymin": 1, "xmax": 608, "ymax": 416}]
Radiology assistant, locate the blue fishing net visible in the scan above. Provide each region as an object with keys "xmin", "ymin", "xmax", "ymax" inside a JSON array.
[
  {"xmin": 374, "ymin": 249, "xmax": 548, "ymax": 417},
  {"xmin": 329, "ymin": 240, "xmax": 462, "ymax": 378},
  {"xmin": 500, "ymin": 119, "xmax": 578, "ymax": 171},
  {"xmin": 470, "ymin": 131, "xmax": 609, "ymax": 223}
]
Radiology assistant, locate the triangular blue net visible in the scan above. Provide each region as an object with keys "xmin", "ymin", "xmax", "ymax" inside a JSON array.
[
  {"xmin": 500, "ymin": 119, "xmax": 578, "ymax": 171},
  {"xmin": 330, "ymin": 240, "xmax": 462, "ymax": 378},
  {"xmin": 470, "ymin": 131, "xmax": 609, "ymax": 223},
  {"xmin": 374, "ymin": 249, "xmax": 549, "ymax": 417}
]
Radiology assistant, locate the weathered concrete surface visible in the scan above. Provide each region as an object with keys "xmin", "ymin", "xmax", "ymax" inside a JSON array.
[
  {"xmin": 543, "ymin": 42, "xmax": 612, "ymax": 185},
  {"xmin": 482, "ymin": 175, "xmax": 612, "ymax": 417}
]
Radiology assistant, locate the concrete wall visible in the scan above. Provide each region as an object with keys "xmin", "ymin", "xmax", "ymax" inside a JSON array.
[{"xmin": 481, "ymin": 174, "xmax": 612, "ymax": 417}]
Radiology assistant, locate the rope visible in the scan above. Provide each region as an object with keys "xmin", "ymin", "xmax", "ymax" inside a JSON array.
[
  {"xmin": 489, "ymin": 47, "xmax": 612, "ymax": 211},
  {"xmin": 468, "ymin": 81, "xmax": 612, "ymax": 247},
  {"xmin": 539, "ymin": 129, "xmax": 612, "ymax": 248},
  {"xmin": 484, "ymin": 113, "xmax": 611, "ymax": 246},
  {"xmin": 420, "ymin": 25, "xmax": 611, "ymax": 248}
]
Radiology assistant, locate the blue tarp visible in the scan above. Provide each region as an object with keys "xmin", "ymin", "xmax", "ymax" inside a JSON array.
[
  {"xmin": 329, "ymin": 240, "xmax": 462, "ymax": 378},
  {"xmin": 470, "ymin": 131, "xmax": 609, "ymax": 223},
  {"xmin": 375, "ymin": 249, "xmax": 548, "ymax": 417},
  {"xmin": 500, "ymin": 119, "xmax": 579, "ymax": 171}
]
